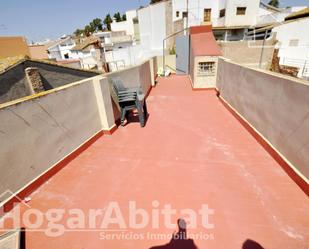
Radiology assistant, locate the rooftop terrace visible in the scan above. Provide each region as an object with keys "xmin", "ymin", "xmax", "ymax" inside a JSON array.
[{"xmin": 1, "ymin": 75, "xmax": 308, "ymax": 249}]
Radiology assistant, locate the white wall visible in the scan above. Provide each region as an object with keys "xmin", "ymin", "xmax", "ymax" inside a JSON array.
[
  {"xmin": 48, "ymin": 38, "xmax": 76, "ymax": 61},
  {"xmin": 104, "ymin": 44, "xmax": 145, "ymax": 72},
  {"xmin": 111, "ymin": 10, "xmax": 137, "ymax": 37},
  {"xmin": 273, "ymin": 18, "xmax": 309, "ymax": 78},
  {"xmin": 172, "ymin": 0, "xmax": 259, "ymax": 27},
  {"xmin": 225, "ymin": 0, "xmax": 260, "ymax": 27},
  {"xmin": 138, "ymin": 2, "xmax": 166, "ymax": 54}
]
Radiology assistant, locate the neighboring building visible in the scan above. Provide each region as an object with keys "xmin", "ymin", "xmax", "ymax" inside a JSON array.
[
  {"xmin": 94, "ymin": 31, "xmax": 138, "ymax": 72},
  {"xmin": 172, "ymin": 0, "xmax": 260, "ymax": 28},
  {"xmin": 0, "ymin": 36, "xmax": 30, "ymax": 58},
  {"xmin": 111, "ymin": 10, "xmax": 138, "ymax": 38},
  {"xmin": 258, "ymin": 3, "xmax": 307, "ymax": 26},
  {"xmin": 0, "ymin": 57, "xmax": 98, "ymax": 104},
  {"xmin": 188, "ymin": 26, "xmax": 222, "ymax": 88},
  {"xmin": 272, "ymin": 10, "xmax": 309, "ymax": 79},
  {"xmin": 47, "ymin": 36, "xmax": 76, "ymax": 61},
  {"xmin": 71, "ymin": 36, "xmax": 102, "ymax": 70},
  {"xmin": 137, "ymin": 0, "xmax": 174, "ymax": 56},
  {"xmin": 28, "ymin": 44, "xmax": 49, "ymax": 59}
]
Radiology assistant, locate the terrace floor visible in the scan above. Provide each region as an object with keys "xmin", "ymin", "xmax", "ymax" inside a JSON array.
[{"xmin": 4, "ymin": 75, "xmax": 309, "ymax": 249}]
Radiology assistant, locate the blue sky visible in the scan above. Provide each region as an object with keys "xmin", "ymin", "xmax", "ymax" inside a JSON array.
[{"xmin": 0, "ymin": 0, "xmax": 308, "ymax": 42}]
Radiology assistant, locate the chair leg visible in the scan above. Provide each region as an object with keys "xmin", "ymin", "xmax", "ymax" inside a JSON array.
[
  {"xmin": 120, "ymin": 108, "xmax": 126, "ymax": 126},
  {"xmin": 136, "ymin": 102, "xmax": 145, "ymax": 127},
  {"xmin": 143, "ymin": 101, "xmax": 148, "ymax": 118}
]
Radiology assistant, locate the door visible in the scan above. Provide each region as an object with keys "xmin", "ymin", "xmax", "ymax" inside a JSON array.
[
  {"xmin": 204, "ymin": 9, "xmax": 211, "ymax": 22},
  {"xmin": 176, "ymin": 35, "xmax": 190, "ymax": 75}
]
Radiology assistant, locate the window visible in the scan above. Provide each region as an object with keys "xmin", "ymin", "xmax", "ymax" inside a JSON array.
[
  {"xmin": 289, "ymin": 39, "xmax": 299, "ymax": 47},
  {"xmin": 204, "ymin": 9, "xmax": 211, "ymax": 22},
  {"xmin": 182, "ymin": 11, "xmax": 188, "ymax": 18},
  {"xmin": 219, "ymin": 9, "xmax": 225, "ymax": 18},
  {"xmin": 198, "ymin": 62, "xmax": 215, "ymax": 75},
  {"xmin": 176, "ymin": 11, "xmax": 179, "ymax": 17},
  {"xmin": 236, "ymin": 7, "xmax": 247, "ymax": 15},
  {"xmin": 64, "ymin": 53, "xmax": 69, "ymax": 59}
]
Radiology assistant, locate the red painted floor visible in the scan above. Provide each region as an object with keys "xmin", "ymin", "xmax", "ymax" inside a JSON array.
[{"xmin": 3, "ymin": 75, "xmax": 309, "ymax": 249}]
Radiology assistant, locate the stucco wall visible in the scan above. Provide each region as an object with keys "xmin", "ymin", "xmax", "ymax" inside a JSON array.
[
  {"xmin": 217, "ymin": 58, "xmax": 309, "ymax": 182},
  {"xmin": 0, "ymin": 75, "xmax": 115, "ymax": 203},
  {"xmin": 217, "ymin": 38, "xmax": 276, "ymax": 69}
]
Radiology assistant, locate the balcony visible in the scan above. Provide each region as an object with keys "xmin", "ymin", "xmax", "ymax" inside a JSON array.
[{"xmin": 0, "ymin": 57, "xmax": 308, "ymax": 249}]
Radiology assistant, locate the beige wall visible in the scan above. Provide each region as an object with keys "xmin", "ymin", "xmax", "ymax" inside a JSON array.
[
  {"xmin": 193, "ymin": 56, "xmax": 218, "ymax": 88},
  {"xmin": 217, "ymin": 58, "xmax": 309, "ymax": 182},
  {"xmin": 0, "ymin": 59, "xmax": 155, "ymax": 204},
  {"xmin": 28, "ymin": 45, "xmax": 49, "ymax": 59},
  {"xmin": 218, "ymin": 38, "xmax": 276, "ymax": 69},
  {"xmin": 0, "ymin": 75, "xmax": 115, "ymax": 204},
  {"xmin": 156, "ymin": 55, "xmax": 176, "ymax": 72}
]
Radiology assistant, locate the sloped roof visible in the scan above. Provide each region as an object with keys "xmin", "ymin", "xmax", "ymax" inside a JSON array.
[
  {"xmin": 71, "ymin": 36, "xmax": 100, "ymax": 51},
  {"xmin": 285, "ymin": 7, "xmax": 309, "ymax": 21},
  {"xmin": 191, "ymin": 30, "xmax": 222, "ymax": 56}
]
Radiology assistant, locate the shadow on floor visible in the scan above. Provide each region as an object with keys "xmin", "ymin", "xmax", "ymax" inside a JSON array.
[
  {"xmin": 149, "ymin": 219, "xmax": 198, "ymax": 249},
  {"xmin": 123, "ymin": 111, "xmax": 149, "ymax": 127},
  {"xmin": 242, "ymin": 239, "xmax": 264, "ymax": 249}
]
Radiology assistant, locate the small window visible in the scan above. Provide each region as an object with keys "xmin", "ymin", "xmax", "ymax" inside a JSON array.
[
  {"xmin": 198, "ymin": 62, "xmax": 215, "ymax": 75},
  {"xmin": 64, "ymin": 53, "xmax": 69, "ymax": 59},
  {"xmin": 236, "ymin": 7, "xmax": 246, "ymax": 15},
  {"xmin": 176, "ymin": 11, "xmax": 179, "ymax": 17},
  {"xmin": 182, "ymin": 11, "xmax": 188, "ymax": 18},
  {"xmin": 204, "ymin": 8, "xmax": 211, "ymax": 22},
  {"xmin": 289, "ymin": 39, "xmax": 299, "ymax": 47},
  {"xmin": 219, "ymin": 9, "xmax": 225, "ymax": 18}
]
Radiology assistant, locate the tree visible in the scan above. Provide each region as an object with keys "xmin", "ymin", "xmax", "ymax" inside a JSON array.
[
  {"xmin": 90, "ymin": 18, "xmax": 103, "ymax": 32},
  {"xmin": 104, "ymin": 14, "xmax": 113, "ymax": 30},
  {"xmin": 122, "ymin": 14, "xmax": 127, "ymax": 21},
  {"xmin": 268, "ymin": 0, "xmax": 279, "ymax": 8},
  {"xmin": 74, "ymin": 28, "xmax": 84, "ymax": 37},
  {"xmin": 113, "ymin": 12, "xmax": 122, "ymax": 22},
  {"xmin": 84, "ymin": 25, "xmax": 94, "ymax": 36}
]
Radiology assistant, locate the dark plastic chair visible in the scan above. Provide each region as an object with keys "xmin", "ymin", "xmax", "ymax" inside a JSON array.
[{"xmin": 111, "ymin": 78, "xmax": 148, "ymax": 127}]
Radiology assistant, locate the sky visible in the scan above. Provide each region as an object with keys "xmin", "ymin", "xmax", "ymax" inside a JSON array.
[{"xmin": 0, "ymin": 0, "xmax": 308, "ymax": 42}]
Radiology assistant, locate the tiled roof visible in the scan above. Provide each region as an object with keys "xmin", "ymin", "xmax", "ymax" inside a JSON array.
[
  {"xmin": 190, "ymin": 28, "xmax": 222, "ymax": 56},
  {"xmin": 0, "ymin": 55, "xmax": 27, "ymax": 72},
  {"xmin": 71, "ymin": 36, "xmax": 100, "ymax": 51}
]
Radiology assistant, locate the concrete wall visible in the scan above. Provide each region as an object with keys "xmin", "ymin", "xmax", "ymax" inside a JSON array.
[
  {"xmin": 0, "ymin": 75, "xmax": 115, "ymax": 203},
  {"xmin": 217, "ymin": 58, "xmax": 309, "ymax": 182},
  {"xmin": 0, "ymin": 60, "xmax": 98, "ymax": 104},
  {"xmin": 218, "ymin": 38, "xmax": 276, "ymax": 69}
]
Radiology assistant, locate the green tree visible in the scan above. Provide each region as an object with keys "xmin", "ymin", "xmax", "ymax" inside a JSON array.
[
  {"xmin": 74, "ymin": 28, "xmax": 84, "ymax": 37},
  {"xmin": 268, "ymin": 0, "xmax": 279, "ymax": 8},
  {"xmin": 84, "ymin": 25, "xmax": 94, "ymax": 36},
  {"xmin": 104, "ymin": 14, "xmax": 113, "ymax": 30},
  {"xmin": 122, "ymin": 14, "xmax": 127, "ymax": 21},
  {"xmin": 113, "ymin": 12, "xmax": 122, "ymax": 22},
  {"xmin": 90, "ymin": 18, "xmax": 103, "ymax": 32}
]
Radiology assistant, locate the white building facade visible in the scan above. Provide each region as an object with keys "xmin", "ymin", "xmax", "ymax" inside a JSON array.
[
  {"xmin": 111, "ymin": 10, "xmax": 138, "ymax": 37},
  {"xmin": 172, "ymin": 0, "xmax": 260, "ymax": 27},
  {"xmin": 273, "ymin": 17, "xmax": 309, "ymax": 79},
  {"xmin": 47, "ymin": 37, "xmax": 76, "ymax": 61}
]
